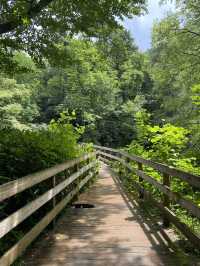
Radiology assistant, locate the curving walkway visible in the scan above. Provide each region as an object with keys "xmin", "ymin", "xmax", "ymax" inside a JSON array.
[{"xmin": 22, "ymin": 163, "xmax": 194, "ymax": 266}]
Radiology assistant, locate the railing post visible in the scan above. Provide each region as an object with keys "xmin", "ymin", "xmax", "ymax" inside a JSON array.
[
  {"xmin": 52, "ymin": 175, "xmax": 56, "ymax": 228},
  {"xmin": 163, "ymin": 173, "xmax": 170, "ymax": 227},
  {"xmin": 76, "ymin": 162, "xmax": 80, "ymax": 194},
  {"xmin": 93, "ymin": 153, "xmax": 97, "ymax": 179},
  {"xmin": 138, "ymin": 162, "xmax": 144, "ymax": 199}
]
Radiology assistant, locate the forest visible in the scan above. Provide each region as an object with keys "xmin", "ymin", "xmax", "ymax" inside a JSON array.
[{"xmin": 0, "ymin": 0, "xmax": 200, "ymax": 262}]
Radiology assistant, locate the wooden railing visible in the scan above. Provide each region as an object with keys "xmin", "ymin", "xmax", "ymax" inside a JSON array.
[
  {"xmin": 0, "ymin": 152, "xmax": 97, "ymax": 266},
  {"xmin": 95, "ymin": 145, "xmax": 200, "ymax": 249}
]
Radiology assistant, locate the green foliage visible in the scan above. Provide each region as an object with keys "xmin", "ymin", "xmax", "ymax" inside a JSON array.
[
  {"xmin": 0, "ymin": 112, "xmax": 86, "ymax": 257},
  {"xmin": 0, "ymin": 113, "xmax": 81, "ymax": 179},
  {"xmin": 150, "ymin": 14, "xmax": 199, "ymax": 125},
  {"xmin": 0, "ymin": 0, "xmax": 146, "ymax": 72},
  {"xmin": 148, "ymin": 124, "xmax": 189, "ymax": 162},
  {"xmin": 32, "ymin": 29, "xmax": 146, "ymax": 147},
  {"xmin": 149, "ymin": 6, "xmax": 200, "ymax": 163},
  {"xmin": 191, "ymin": 84, "xmax": 200, "ymax": 108},
  {"xmin": 125, "ymin": 112, "xmax": 200, "ymax": 245},
  {"xmin": 0, "ymin": 27, "xmax": 148, "ymax": 147},
  {"xmin": 0, "ymin": 0, "xmax": 200, "ymax": 257},
  {"xmin": 128, "ymin": 111, "xmax": 191, "ymax": 163},
  {"xmin": 0, "ymin": 76, "xmax": 39, "ymax": 129},
  {"xmin": 42, "ymin": 39, "xmax": 118, "ymax": 121}
]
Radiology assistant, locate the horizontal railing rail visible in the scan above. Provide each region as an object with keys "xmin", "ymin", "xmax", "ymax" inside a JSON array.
[
  {"xmin": 0, "ymin": 152, "xmax": 97, "ymax": 266},
  {"xmin": 95, "ymin": 145, "xmax": 200, "ymax": 249},
  {"xmin": 94, "ymin": 145, "xmax": 200, "ymax": 188},
  {"xmin": 0, "ymin": 152, "xmax": 96, "ymax": 203}
]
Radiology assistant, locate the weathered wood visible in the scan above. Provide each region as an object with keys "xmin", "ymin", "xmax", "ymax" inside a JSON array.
[
  {"xmin": 0, "ymin": 161, "xmax": 96, "ymax": 240},
  {"xmin": 134, "ymin": 169, "xmax": 200, "ymax": 220},
  {"xmin": 123, "ymin": 151, "xmax": 200, "ymax": 189},
  {"xmin": 22, "ymin": 164, "xmax": 198, "ymax": 266},
  {"xmin": 98, "ymin": 151, "xmax": 132, "ymax": 171},
  {"xmin": 163, "ymin": 173, "xmax": 170, "ymax": 227},
  {"xmin": 98, "ymin": 151, "xmax": 124, "ymax": 163},
  {"xmin": 138, "ymin": 162, "xmax": 144, "ymax": 199},
  {"xmin": 94, "ymin": 145, "xmax": 117, "ymax": 153},
  {"xmin": 0, "ymin": 173, "xmax": 93, "ymax": 266},
  {"xmin": 52, "ymin": 175, "xmax": 56, "ymax": 228},
  {"xmin": 0, "ymin": 152, "xmax": 96, "ymax": 202},
  {"xmin": 95, "ymin": 145, "xmax": 200, "ymax": 188},
  {"xmin": 99, "ymin": 156, "xmax": 110, "ymax": 164},
  {"xmin": 152, "ymin": 200, "xmax": 200, "ymax": 250},
  {"xmin": 98, "ymin": 150, "xmax": 200, "ymax": 220},
  {"xmin": 115, "ymin": 169, "xmax": 200, "ymax": 250}
]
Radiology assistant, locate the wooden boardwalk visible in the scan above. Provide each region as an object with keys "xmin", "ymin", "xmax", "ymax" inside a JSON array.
[{"xmin": 22, "ymin": 164, "xmax": 194, "ymax": 266}]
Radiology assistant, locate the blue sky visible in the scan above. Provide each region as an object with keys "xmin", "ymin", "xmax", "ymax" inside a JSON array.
[{"xmin": 123, "ymin": 0, "xmax": 175, "ymax": 51}]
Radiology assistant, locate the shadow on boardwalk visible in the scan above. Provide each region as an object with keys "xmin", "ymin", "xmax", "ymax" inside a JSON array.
[{"xmin": 22, "ymin": 164, "xmax": 199, "ymax": 266}]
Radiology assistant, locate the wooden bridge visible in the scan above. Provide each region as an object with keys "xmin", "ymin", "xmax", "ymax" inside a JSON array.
[{"xmin": 0, "ymin": 146, "xmax": 200, "ymax": 265}]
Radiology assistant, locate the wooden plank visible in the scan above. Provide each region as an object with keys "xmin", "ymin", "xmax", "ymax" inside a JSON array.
[
  {"xmin": 0, "ymin": 173, "xmax": 93, "ymax": 266},
  {"xmin": 94, "ymin": 145, "xmax": 117, "ymax": 153},
  {"xmin": 139, "ymin": 184, "xmax": 200, "ymax": 248},
  {"xmin": 23, "ymin": 164, "xmax": 198, "ymax": 266},
  {"xmin": 98, "ymin": 151, "xmax": 125, "ymax": 164},
  {"xmin": 0, "ymin": 152, "xmax": 96, "ymax": 202},
  {"xmin": 135, "ymin": 169, "xmax": 200, "ymax": 220},
  {"xmin": 95, "ymin": 145, "xmax": 200, "ymax": 188},
  {"xmin": 21, "ymin": 166, "xmax": 175, "ymax": 266},
  {"xmin": 123, "ymin": 151, "xmax": 200, "ymax": 189},
  {"xmin": 52, "ymin": 175, "xmax": 56, "ymax": 228},
  {"xmin": 152, "ymin": 199, "xmax": 200, "ymax": 250},
  {"xmin": 98, "ymin": 151, "xmax": 134, "ymax": 172},
  {"xmin": 99, "ymin": 156, "xmax": 111, "ymax": 165},
  {"xmin": 111, "ymin": 167, "xmax": 200, "ymax": 250},
  {"xmin": 0, "ymin": 161, "xmax": 96, "ymax": 239},
  {"xmin": 98, "ymin": 151, "xmax": 200, "ymax": 220}
]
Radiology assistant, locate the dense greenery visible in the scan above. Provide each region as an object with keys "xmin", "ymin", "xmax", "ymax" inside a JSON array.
[
  {"xmin": 0, "ymin": 0, "xmax": 200, "ymax": 259},
  {"xmin": 0, "ymin": 0, "xmax": 146, "ymax": 72},
  {"xmin": 1, "ymin": 28, "xmax": 148, "ymax": 147}
]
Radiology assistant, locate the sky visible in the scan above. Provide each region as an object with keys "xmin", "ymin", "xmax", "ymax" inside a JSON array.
[{"xmin": 124, "ymin": 0, "xmax": 175, "ymax": 51}]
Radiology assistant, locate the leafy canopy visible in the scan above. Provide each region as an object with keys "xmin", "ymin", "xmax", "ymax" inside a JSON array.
[{"xmin": 0, "ymin": 0, "xmax": 146, "ymax": 70}]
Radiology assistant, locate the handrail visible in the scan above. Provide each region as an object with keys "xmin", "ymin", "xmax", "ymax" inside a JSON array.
[
  {"xmin": 0, "ymin": 152, "xmax": 97, "ymax": 203},
  {"xmin": 96, "ymin": 145, "xmax": 200, "ymax": 249},
  {"xmin": 94, "ymin": 145, "xmax": 200, "ymax": 188},
  {"xmin": 0, "ymin": 152, "xmax": 97, "ymax": 266}
]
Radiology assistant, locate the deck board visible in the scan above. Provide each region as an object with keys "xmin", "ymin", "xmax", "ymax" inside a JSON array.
[{"xmin": 22, "ymin": 164, "xmax": 197, "ymax": 266}]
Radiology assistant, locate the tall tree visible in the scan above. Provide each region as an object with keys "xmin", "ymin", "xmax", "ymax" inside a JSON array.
[
  {"xmin": 0, "ymin": 0, "xmax": 146, "ymax": 71},
  {"xmin": 37, "ymin": 38, "xmax": 118, "ymax": 123},
  {"xmin": 97, "ymin": 28, "xmax": 145, "ymax": 102}
]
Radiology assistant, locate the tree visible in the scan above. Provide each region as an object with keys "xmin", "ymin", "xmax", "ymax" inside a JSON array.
[
  {"xmin": 37, "ymin": 38, "xmax": 118, "ymax": 123},
  {"xmin": 149, "ymin": 14, "xmax": 200, "ymax": 125},
  {"xmin": 0, "ymin": 76, "xmax": 39, "ymax": 129},
  {"xmin": 149, "ymin": 6, "xmax": 200, "ymax": 162},
  {"xmin": 0, "ymin": 0, "xmax": 146, "ymax": 71},
  {"xmin": 97, "ymin": 28, "xmax": 147, "ymax": 102}
]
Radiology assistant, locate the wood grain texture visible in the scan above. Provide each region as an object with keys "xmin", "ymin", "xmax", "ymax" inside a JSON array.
[
  {"xmin": 95, "ymin": 145, "xmax": 200, "ymax": 188},
  {"xmin": 98, "ymin": 157, "xmax": 200, "ymax": 249},
  {"xmin": 22, "ymin": 164, "xmax": 198, "ymax": 266},
  {"xmin": 0, "ymin": 161, "xmax": 96, "ymax": 239},
  {"xmin": 98, "ymin": 151, "xmax": 200, "ymax": 218},
  {"xmin": 0, "ymin": 173, "xmax": 93, "ymax": 266},
  {"xmin": 134, "ymin": 169, "xmax": 200, "ymax": 220},
  {"xmin": 0, "ymin": 152, "xmax": 96, "ymax": 202}
]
